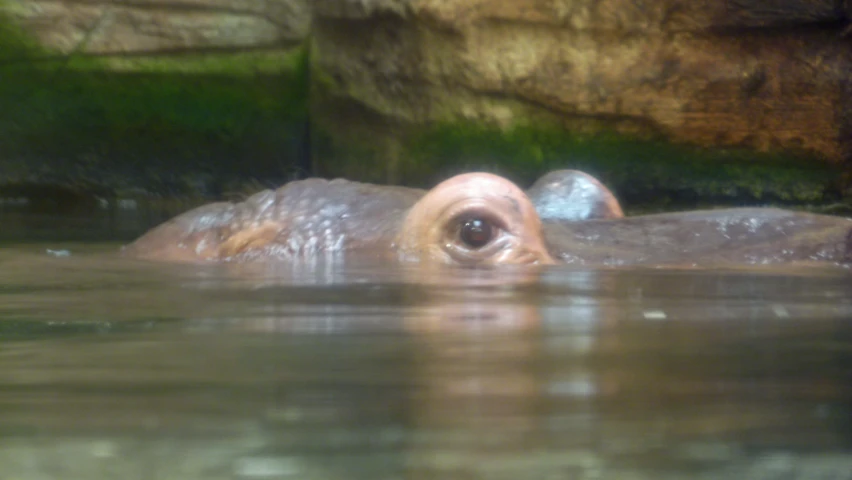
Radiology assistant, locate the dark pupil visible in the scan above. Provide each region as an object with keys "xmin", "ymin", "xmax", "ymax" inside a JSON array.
[{"xmin": 459, "ymin": 218, "xmax": 493, "ymax": 248}]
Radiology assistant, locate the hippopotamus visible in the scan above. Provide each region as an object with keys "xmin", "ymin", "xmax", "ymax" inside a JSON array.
[{"xmin": 123, "ymin": 170, "xmax": 852, "ymax": 268}]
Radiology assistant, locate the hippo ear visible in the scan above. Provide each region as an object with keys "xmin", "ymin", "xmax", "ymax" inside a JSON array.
[{"xmin": 527, "ymin": 169, "xmax": 624, "ymax": 222}]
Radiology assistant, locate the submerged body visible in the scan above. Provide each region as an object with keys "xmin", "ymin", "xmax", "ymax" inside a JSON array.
[
  {"xmin": 544, "ymin": 208, "xmax": 852, "ymax": 267},
  {"xmin": 124, "ymin": 171, "xmax": 852, "ymax": 268}
]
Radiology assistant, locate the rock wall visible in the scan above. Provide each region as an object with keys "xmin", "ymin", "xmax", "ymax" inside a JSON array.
[
  {"xmin": 311, "ymin": 0, "xmax": 852, "ymax": 207},
  {"xmin": 1, "ymin": 0, "xmax": 850, "ymax": 211},
  {"xmin": 4, "ymin": 0, "xmax": 308, "ymax": 55}
]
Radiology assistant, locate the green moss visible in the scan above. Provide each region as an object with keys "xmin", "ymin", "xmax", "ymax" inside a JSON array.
[
  {"xmin": 0, "ymin": 10, "xmax": 40, "ymax": 61},
  {"xmin": 77, "ymin": 51, "xmax": 304, "ymax": 75},
  {"xmin": 0, "ymin": 7, "xmax": 310, "ymax": 196},
  {"xmin": 403, "ymin": 123, "xmax": 843, "ymax": 211},
  {"xmin": 310, "ymin": 55, "xmax": 843, "ymax": 210},
  {"xmin": 2, "ymin": 6, "xmax": 844, "ymax": 210}
]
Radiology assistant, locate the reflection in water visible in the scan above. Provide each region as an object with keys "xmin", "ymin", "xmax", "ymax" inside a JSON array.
[{"xmin": 0, "ymin": 245, "xmax": 850, "ymax": 479}]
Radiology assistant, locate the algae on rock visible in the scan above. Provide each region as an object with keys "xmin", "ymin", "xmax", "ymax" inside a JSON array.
[
  {"xmin": 0, "ymin": 0, "xmax": 311, "ymax": 199},
  {"xmin": 1, "ymin": 0, "xmax": 850, "ymax": 213}
]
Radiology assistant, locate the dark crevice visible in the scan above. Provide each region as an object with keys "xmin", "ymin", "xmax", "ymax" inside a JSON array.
[
  {"xmin": 0, "ymin": 42, "xmax": 303, "ymax": 67},
  {"xmin": 53, "ymin": 0, "xmax": 297, "ymax": 21},
  {"xmin": 708, "ymin": 18, "xmax": 850, "ymax": 36}
]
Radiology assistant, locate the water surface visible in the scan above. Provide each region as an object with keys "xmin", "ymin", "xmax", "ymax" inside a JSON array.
[{"xmin": 0, "ymin": 239, "xmax": 851, "ymax": 480}]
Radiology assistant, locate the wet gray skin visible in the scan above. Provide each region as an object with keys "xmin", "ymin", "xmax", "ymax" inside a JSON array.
[
  {"xmin": 527, "ymin": 169, "xmax": 624, "ymax": 221},
  {"xmin": 123, "ymin": 170, "xmax": 852, "ymax": 268},
  {"xmin": 543, "ymin": 208, "xmax": 852, "ymax": 267},
  {"xmin": 122, "ymin": 170, "xmax": 619, "ymax": 265}
]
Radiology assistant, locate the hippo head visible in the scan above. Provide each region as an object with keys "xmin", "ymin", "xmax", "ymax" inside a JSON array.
[
  {"xmin": 123, "ymin": 169, "xmax": 852, "ymax": 269},
  {"xmin": 123, "ymin": 171, "xmax": 560, "ymax": 266},
  {"xmin": 396, "ymin": 173, "xmax": 555, "ymax": 266}
]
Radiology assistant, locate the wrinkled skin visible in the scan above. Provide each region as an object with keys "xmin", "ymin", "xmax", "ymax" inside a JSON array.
[
  {"xmin": 122, "ymin": 170, "xmax": 612, "ymax": 266},
  {"xmin": 124, "ymin": 170, "xmax": 852, "ymax": 268}
]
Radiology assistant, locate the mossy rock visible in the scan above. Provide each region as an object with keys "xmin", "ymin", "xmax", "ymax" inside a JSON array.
[
  {"xmin": 2, "ymin": 5, "xmax": 848, "ymax": 215},
  {"xmin": 0, "ymin": 8, "xmax": 311, "ymax": 199},
  {"xmin": 313, "ymin": 119, "xmax": 846, "ymax": 214}
]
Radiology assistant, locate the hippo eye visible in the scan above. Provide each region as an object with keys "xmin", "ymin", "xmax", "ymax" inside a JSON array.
[
  {"xmin": 450, "ymin": 211, "xmax": 508, "ymax": 251},
  {"xmin": 459, "ymin": 217, "xmax": 494, "ymax": 249}
]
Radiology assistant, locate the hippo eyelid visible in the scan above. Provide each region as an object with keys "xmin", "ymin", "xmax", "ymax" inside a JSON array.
[{"xmin": 444, "ymin": 234, "xmax": 512, "ymax": 265}]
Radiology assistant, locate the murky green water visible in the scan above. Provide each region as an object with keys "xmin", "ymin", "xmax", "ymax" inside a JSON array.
[{"xmin": 0, "ymin": 209, "xmax": 851, "ymax": 480}]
